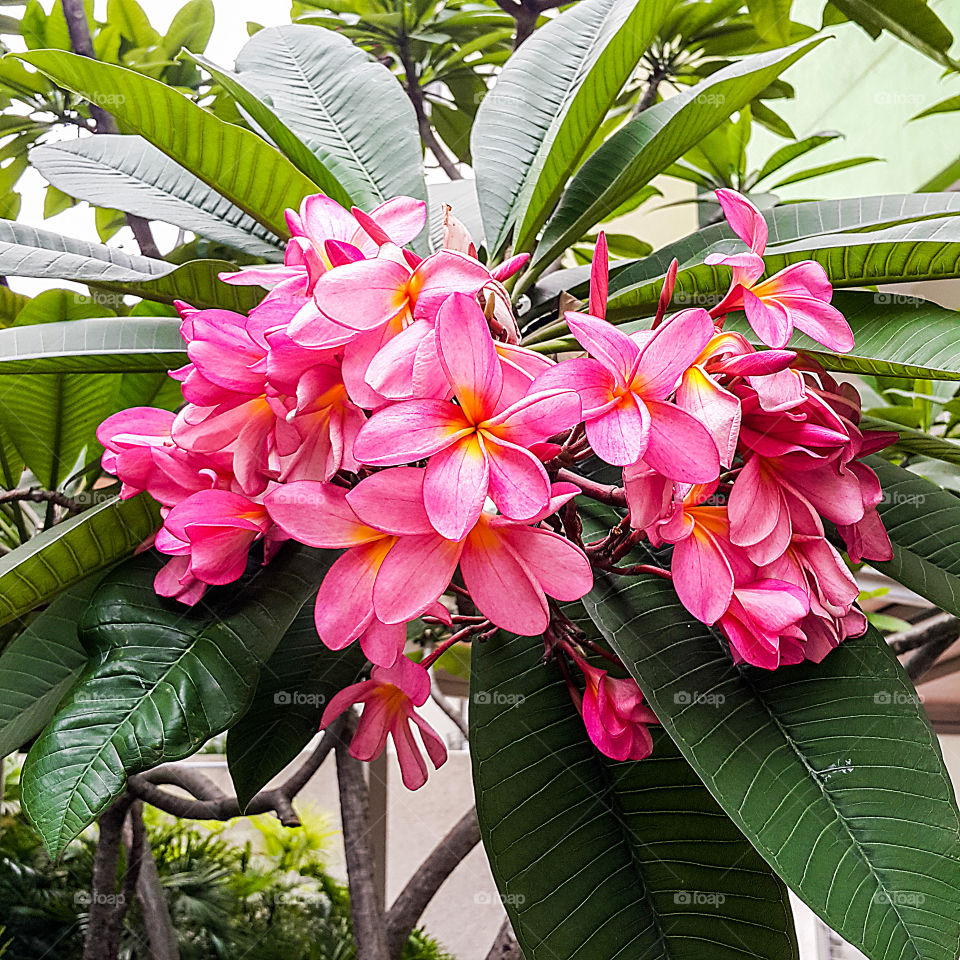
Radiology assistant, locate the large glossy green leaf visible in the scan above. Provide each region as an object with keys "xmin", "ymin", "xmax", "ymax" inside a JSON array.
[
  {"xmin": 471, "ymin": 626, "xmax": 799, "ymax": 960},
  {"xmin": 604, "ymin": 213, "xmax": 960, "ymax": 321},
  {"xmin": 0, "ymin": 372, "xmax": 115, "ymax": 489},
  {"xmin": 17, "ymin": 50, "xmax": 319, "ymax": 236},
  {"xmin": 22, "ymin": 545, "xmax": 334, "ymax": 856},
  {"xmin": 30, "ymin": 136, "xmax": 284, "ymax": 258},
  {"xmin": 0, "ymin": 576, "xmax": 102, "ymax": 757},
  {"xmin": 870, "ymin": 456, "xmax": 960, "ymax": 620},
  {"xmin": 0, "ymin": 494, "xmax": 160, "ymax": 628},
  {"xmin": 583, "ymin": 563, "xmax": 960, "ymax": 960},
  {"xmin": 227, "ymin": 599, "xmax": 365, "ymax": 809},
  {"xmin": 527, "ymin": 39, "xmax": 821, "ymax": 275},
  {"xmin": 474, "ymin": 0, "xmax": 672, "ymax": 255},
  {"xmin": 0, "ymin": 317, "xmax": 186, "ymax": 374},
  {"xmin": 214, "ymin": 25, "xmax": 426, "ymax": 213}
]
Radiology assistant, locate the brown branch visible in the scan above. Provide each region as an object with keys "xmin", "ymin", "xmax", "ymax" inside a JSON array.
[
  {"xmin": 496, "ymin": 0, "xmax": 567, "ymax": 47},
  {"xmin": 556, "ymin": 468, "xmax": 627, "ymax": 507},
  {"xmin": 84, "ymin": 796, "xmax": 134, "ymax": 960},
  {"xmin": 633, "ymin": 60, "xmax": 669, "ymax": 116},
  {"xmin": 386, "ymin": 806, "xmax": 481, "ymax": 960},
  {"xmin": 906, "ymin": 630, "xmax": 959, "ymax": 682},
  {"xmin": 129, "ymin": 813, "xmax": 179, "ymax": 960},
  {"xmin": 887, "ymin": 613, "xmax": 959, "ymax": 654},
  {"xmin": 337, "ymin": 711, "xmax": 390, "ymax": 960},
  {"xmin": 397, "ymin": 36, "xmax": 462, "ymax": 180},
  {"xmin": 0, "ymin": 488, "xmax": 83, "ymax": 513},
  {"xmin": 61, "ymin": 0, "xmax": 161, "ymax": 259},
  {"xmin": 485, "ymin": 917, "xmax": 522, "ymax": 959},
  {"xmin": 127, "ymin": 721, "xmax": 342, "ymax": 825}
]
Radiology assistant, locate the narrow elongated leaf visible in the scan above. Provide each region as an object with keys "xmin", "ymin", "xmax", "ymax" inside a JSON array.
[
  {"xmin": 17, "ymin": 50, "xmax": 319, "ymax": 236},
  {"xmin": 870, "ymin": 456, "xmax": 960, "ymax": 620},
  {"xmin": 227, "ymin": 601, "xmax": 365, "ymax": 809},
  {"xmin": 768, "ymin": 154, "xmax": 882, "ymax": 189},
  {"xmin": 474, "ymin": 0, "xmax": 672, "ymax": 255},
  {"xmin": 184, "ymin": 50, "xmax": 353, "ymax": 212},
  {"xmin": 0, "ymin": 494, "xmax": 160, "ymax": 628},
  {"xmin": 0, "ymin": 219, "xmax": 260, "ymax": 312},
  {"xmin": 830, "ymin": 0, "xmax": 959, "ymax": 71},
  {"xmin": 0, "ymin": 317, "xmax": 186, "ymax": 374},
  {"xmin": 22, "ymin": 545, "xmax": 335, "ymax": 857},
  {"xmin": 529, "ymin": 39, "xmax": 821, "ymax": 273},
  {"xmin": 752, "ymin": 132, "xmax": 842, "ymax": 186},
  {"xmin": 471, "ymin": 626, "xmax": 799, "ymax": 960},
  {"xmin": 0, "ymin": 372, "xmax": 115, "ymax": 489},
  {"xmin": 913, "ymin": 94, "xmax": 960, "ymax": 122},
  {"xmin": 30, "ymin": 136, "xmax": 284, "ymax": 258},
  {"xmin": 584, "ymin": 566, "xmax": 960, "ymax": 960},
  {"xmin": 0, "ymin": 576, "xmax": 103, "ymax": 757},
  {"xmin": 220, "ymin": 25, "xmax": 426, "ymax": 212}
]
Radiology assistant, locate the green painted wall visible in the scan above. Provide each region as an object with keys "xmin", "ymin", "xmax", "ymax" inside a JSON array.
[{"xmin": 748, "ymin": 0, "xmax": 960, "ymax": 199}]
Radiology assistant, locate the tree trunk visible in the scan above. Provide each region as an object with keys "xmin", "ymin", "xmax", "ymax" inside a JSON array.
[{"xmin": 83, "ymin": 797, "xmax": 133, "ymax": 960}]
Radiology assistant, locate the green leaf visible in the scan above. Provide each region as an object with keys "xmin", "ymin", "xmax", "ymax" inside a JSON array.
[
  {"xmin": 227, "ymin": 601, "xmax": 365, "ymax": 809},
  {"xmin": 21, "ymin": 545, "xmax": 334, "ymax": 857},
  {"xmin": 528, "ymin": 38, "xmax": 822, "ymax": 276},
  {"xmin": 12, "ymin": 287, "xmax": 112, "ymax": 327},
  {"xmin": 30, "ymin": 136, "xmax": 284, "ymax": 258},
  {"xmin": 870, "ymin": 456, "xmax": 960, "ymax": 620},
  {"xmin": 0, "ymin": 494, "xmax": 161, "ymax": 628},
  {"xmin": 829, "ymin": 0, "xmax": 959, "ymax": 72},
  {"xmin": 471, "ymin": 626, "xmax": 800, "ymax": 960},
  {"xmin": 106, "ymin": 0, "xmax": 159, "ymax": 47},
  {"xmin": 160, "ymin": 0, "xmax": 214, "ymax": 56},
  {"xmin": 0, "ymin": 372, "xmax": 115, "ymax": 490},
  {"xmin": 584, "ymin": 565, "xmax": 960, "ymax": 960},
  {"xmin": 472, "ymin": 0, "xmax": 673, "ymax": 255},
  {"xmin": 0, "ymin": 576, "xmax": 102, "ymax": 757},
  {"xmin": 913, "ymin": 94, "xmax": 960, "ymax": 122},
  {"xmin": 16, "ymin": 50, "xmax": 319, "ymax": 237},
  {"xmin": 747, "ymin": 0, "xmax": 792, "ymax": 45},
  {"xmin": 862, "ymin": 414, "xmax": 960, "ymax": 466},
  {"xmin": 768, "ymin": 155, "xmax": 883, "ymax": 189},
  {"xmin": 729, "ymin": 291, "xmax": 960, "ymax": 381},
  {"xmin": 206, "ymin": 25, "xmax": 426, "ymax": 213},
  {"xmin": 0, "ymin": 317, "xmax": 186, "ymax": 375},
  {"xmin": 0, "ymin": 418, "xmax": 23, "ymax": 488},
  {"xmin": 603, "ymin": 211, "xmax": 960, "ymax": 322}
]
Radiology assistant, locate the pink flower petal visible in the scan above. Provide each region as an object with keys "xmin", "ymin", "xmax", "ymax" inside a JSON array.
[
  {"xmin": 643, "ymin": 400, "xmax": 720, "ymax": 483},
  {"xmin": 566, "ymin": 312, "xmax": 638, "ymax": 384},
  {"xmin": 315, "ymin": 542, "xmax": 387, "ymax": 648},
  {"xmin": 743, "ymin": 287, "xmax": 792, "ymax": 348},
  {"xmin": 313, "ymin": 258, "xmax": 411, "ymax": 331},
  {"xmin": 632, "ymin": 308, "xmax": 713, "ymax": 400},
  {"xmin": 498, "ymin": 525, "xmax": 593, "ymax": 601},
  {"xmin": 484, "ymin": 436, "xmax": 552, "ymax": 522},
  {"xmin": 715, "ymin": 188, "xmax": 768, "ymax": 255},
  {"xmin": 589, "ymin": 232, "xmax": 609, "ymax": 319},
  {"xmin": 347, "ymin": 467, "xmax": 434, "ymax": 535},
  {"xmin": 671, "ymin": 528, "xmax": 735, "ymax": 624},
  {"xmin": 423, "ymin": 435, "xmax": 490, "ymax": 540},
  {"xmin": 373, "ymin": 532, "xmax": 462, "ymax": 624},
  {"xmin": 435, "ymin": 293, "xmax": 503, "ymax": 421},
  {"xmin": 353, "ymin": 399, "xmax": 473, "ymax": 466},
  {"xmin": 266, "ymin": 481, "xmax": 381, "ymax": 547}
]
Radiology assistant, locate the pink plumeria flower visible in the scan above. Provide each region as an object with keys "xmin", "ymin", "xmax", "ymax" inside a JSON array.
[
  {"xmin": 718, "ymin": 580, "xmax": 810, "ymax": 670},
  {"xmin": 220, "ymin": 194, "xmax": 426, "ymax": 297},
  {"xmin": 321, "ymin": 657, "xmax": 447, "ymax": 790},
  {"xmin": 97, "ymin": 407, "xmax": 234, "ymax": 506},
  {"xmin": 675, "ymin": 330, "xmax": 798, "ymax": 467},
  {"xmin": 347, "ymin": 471, "xmax": 593, "ymax": 636},
  {"xmin": 573, "ymin": 655, "xmax": 657, "ymax": 761},
  {"xmin": 536, "ymin": 309, "xmax": 721, "ymax": 479},
  {"xmin": 353, "ymin": 294, "xmax": 581, "ymax": 540},
  {"xmin": 706, "ymin": 189, "xmax": 854, "ymax": 352},
  {"xmin": 154, "ymin": 489, "xmax": 275, "ymax": 603}
]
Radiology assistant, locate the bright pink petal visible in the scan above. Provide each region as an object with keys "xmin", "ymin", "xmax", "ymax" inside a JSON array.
[
  {"xmin": 566, "ymin": 312, "xmax": 638, "ymax": 385},
  {"xmin": 358, "ymin": 618, "xmax": 407, "ymax": 668},
  {"xmin": 347, "ymin": 467, "xmax": 434, "ymax": 535},
  {"xmin": 485, "ymin": 389, "xmax": 581, "ymax": 446},
  {"xmin": 436, "ymin": 293, "xmax": 503, "ymax": 421},
  {"xmin": 585, "ymin": 394, "xmax": 650, "ymax": 466},
  {"xmin": 632, "ymin": 308, "xmax": 713, "ymax": 400},
  {"xmin": 671, "ymin": 528, "xmax": 735, "ymax": 624},
  {"xmin": 532, "ymin": 357, "xmax": 615, "ymax": 418},
  {"xmin": 716, "ymin": 188, "xmax": 768, "ymax": 255},
  {"xmin": 313, "ymin": 258, "xmax": 410, "ymax": 331},
  {"xmin": 643, "ymin": 400, "xmax": 720, "ymax": 483},
  {"xmin": 743, "ymin": 287, "xmax": 792, "ymax": 348},
  {"xmin": 315, "ymin": 542, "xmax": 386, "ymax": 648},
  {"xmin": 423, "ymin": 435, "xmax": 489, "ymax": 540},
  {"xmin": 410, "ymin": 250, "xmax": 490, "ymax": 318},
  {"xmin": 675, "ymin": 368, "xmax": 740, "ymax": 469},
  {"xmin": 589, "ymin": 232, "xmax": 609, "ymax": 319},
  {"xmin": 353, "ymin": 400, "xmax": 473, "ymax": 466},
  {"xmin": 484, "ymin": 436, "xmax": 552, "ymax": 522},
  {"xmin": 498, "ymin": 525, "xmax": 593, "ymax": 601},
  {"xmin": 373, "ymin": 532, "xmax": 462, "ymax": 624},
  {"xmin": 266, "ymin": 481, "xmax": 381, "ymax": 547}
]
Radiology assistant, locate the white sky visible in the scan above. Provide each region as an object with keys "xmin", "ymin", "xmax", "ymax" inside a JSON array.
[{"xmin": 11, "ymin": 0, "xmax": 296, "ymax": 296}]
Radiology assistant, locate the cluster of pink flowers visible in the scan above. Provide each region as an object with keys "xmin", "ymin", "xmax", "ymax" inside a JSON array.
[{"xmin": 96, "ymin": 187, "xmax": 893, "ymax": 788}]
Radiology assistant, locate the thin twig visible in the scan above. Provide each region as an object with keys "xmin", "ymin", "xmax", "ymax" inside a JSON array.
[{"xmin": 0, "ymin": 488, "xmax": 83, "ymax": 513}]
